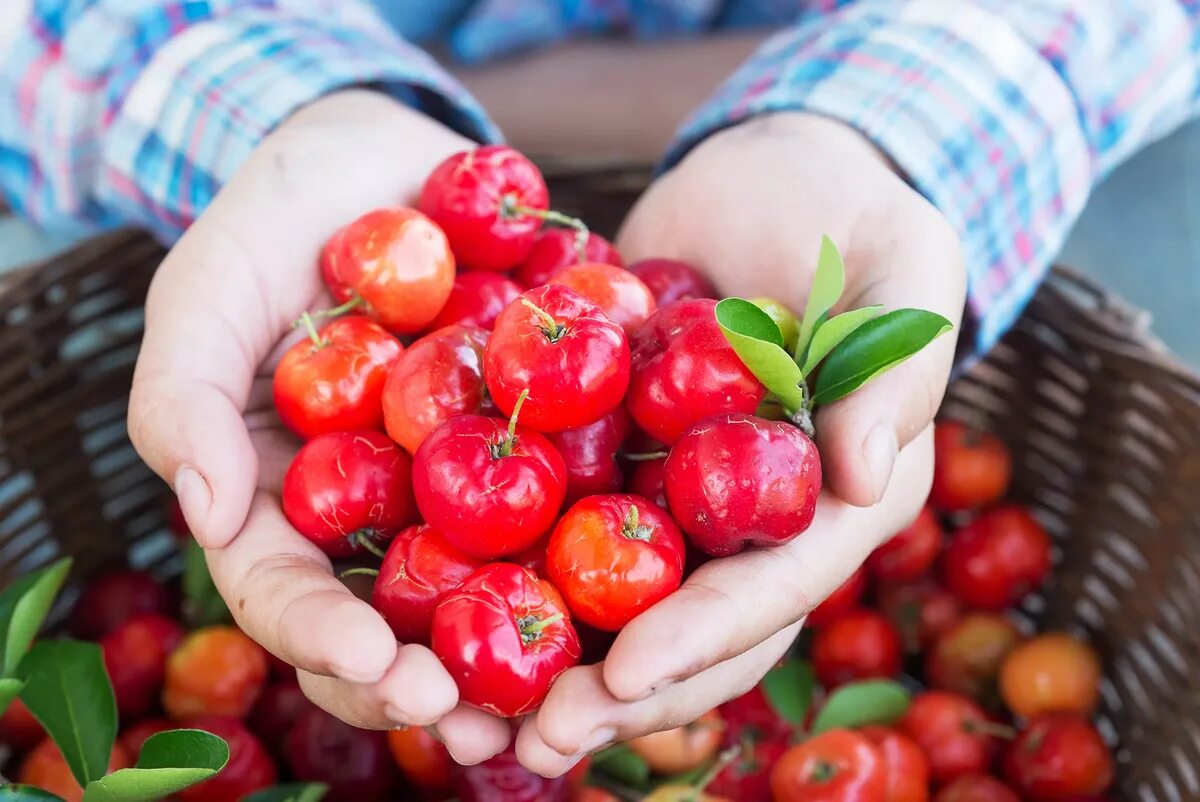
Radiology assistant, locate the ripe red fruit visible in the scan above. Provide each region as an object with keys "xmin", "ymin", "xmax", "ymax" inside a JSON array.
[
  {"xmin": 627, "ymin": 455, "xmax": 668, "ymax": 509},
  {"xmin": 431, "ymin": 563, "xmax": 581, "ymax": 717},
  {"xmin": 628, "ymin": 299, "xmax": 765, "ymax": 444},
  {"xmin": 19, "ymin": 738, "xmax": 130, "ymax": 802},
  {"xmin": 812, "ymin": 610, "xmax": 902, "ymax": 689},
  {"xmin": 665, "ymin": 412, "xmax": 821, "ymax": 556},
  {"xmin": 418, "ymin": 145, "xmax": 548, "ymax": 272},
  {"xmin": 867, "ymin": 505, "xmax": 942, "ymax": 583},
  {"xmin": 807, "ymin": 567, "xmax": 868, "ymax": 629},
  {"xmin": 100, "ymin": 612, "xmax": 185, "ymax": 719},
  {"xmin": 0, "ymin": 697, "xmax": 44, "ymax": 751},
  {"xmin": 70, "ymin": 569, "xmax": 170, "ymax": 639},
  {"xmin": 1003, "ymin": 715, "xmax": 1113, "ymax": 800},
  {"xmin": 934, "ymin": 775, "xmax": 1020, "ymax": 802},
  {"xmin": 547, "ymin": 407, "xmax": 630, "ymax": 505},
  {"xmin": 453, "ymin": 746, "xmax": 577, "ymax": 802},
  {"xmin": 943, "ymin": 506, "xmax": 1052, "ymax": 610},
  {"xmin": 249, "ymin": 678, "xmax": 317, "ymax": 757},
  {"xmin": 180, "ymin": 716, "xmax": 277, "ymax": 802},
  {"xmin": 877, "ymin": 578, "xmax": 964, "ymax": 654},
  {"xmin": 371, "ymin": 524, "xmax": 485, "ymax": 643},
  {"xmin": 163, "ymin": 626, "xmax": 268, "ymax": 720},
  {"xmin": 119, "ymin": 718, "xmax": 172, "ymax": 756},
  {"xmin": 547, "ymin": 494, "xmax": 686, "ymax": 631},
  {"xmin": 485, "ymin": 284, "xmax": 630, "ymax": 432},
  {"xmin": 428, "ymin": 272, "xmax": 522, "ymax": 330},
  {"xmin": 770, "ymin": 729, "xmax": 887, "ymax": 802},
  {"xmin": 387, "ymin": 726, "xmax": 452, "ymax": 792},
  {"xmin": 930, "ymin": 422, "xmax": 1012, "ymax": 511},
  {"xmin": 282, "ymin": 430, "xmax": 417, "ymax": 557},
  {"xmin": 286, "ymin": 707, "xmax": 399, "ymax": 802},
  {"xmin": 549, "ymin": 262, "xmax": 657, "ymax": 335},
  {"xmin": 709, "ymin": 736, "xmax": 789, "ymax": 802},
  {"xmin": 999, "ymin": 633, "xmax": 1102, "ymax": 719},
  {"xmin": 628, "ymin": 710, "xmax": 725, "ymax": 774},
  {"xmin": 515, "ymin": 228, "xmax": 622, "ymax": 288},
  {"xmin": 273, "ymin": 315, "xmax": 403, "ymax": 440},
  {"xmin": 859, "ymin": 726, "xmax": 929, "ymax": 802},
  {"xmin": 321, "ymin": 207, "xmax": 455, "ymax": 334},
  {"xmin": 413, "ymin": 412, "xmax": 567, "ymax": 559},
  {"xmin": 382, "ymin": 323, "xmax": 491, "ymax": 454},
  {"xmin": 627, "ymin": 258, "xmax": 717, "ymax": 305},
  {"xmin": 719, "ymin": 685, "xmax": 793, "ymax": 744},
  {"xmin": 925, "ymin": 613, "xmax": 1022, "ymax": 701},
  {"xmin": 899, "ymin": 691, "xmax": 1001, "ymax": 783}
]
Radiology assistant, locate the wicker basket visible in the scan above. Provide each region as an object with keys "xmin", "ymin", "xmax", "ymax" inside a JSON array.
[{"xmin": 1, "ymin": 167, "xmax": 1198, "ymax": 802}]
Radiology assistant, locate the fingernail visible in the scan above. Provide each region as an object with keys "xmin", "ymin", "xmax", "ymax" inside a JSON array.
[
  {"xmin": 863, "ymin": 424, "xmax": 898, "ymax": 503},
  {"xmin": 579, "ymin": 726, "xmax": 617, "ymax": 755},
  {"xmin": 173, "ymin": 466, "xmax": 211, "ymax": 542}
]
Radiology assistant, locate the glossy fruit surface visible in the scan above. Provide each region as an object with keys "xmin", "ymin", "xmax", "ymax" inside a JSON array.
[
  {"xmin": 428, "ymin": 272, "xmax": 523, "ymax": 331},
  {"xmin": 627, "ymin": 258, "xmax": 717, "ymax": 305},
  {"xmin": 709, "ymin": 736, "xmax": 789, "ymax": 802},
  {"xmin": 321, "ymin": 207, "xmax": 455, "ymax": 333},
  {"xmin": 282, "ymin": 430, "xmax": 417, "ymax": 557},
  {"xmin": 930, "ymin": 422, "xmax": 1012, "ymax": 511},
  {"xmin": 665, "ymin": 412, "xmax": 820, "ymax": 556},
  {"xmin": 934, "ymin": 775, "xmax": 1020, "ymax": 802},
  {"xmin": 387, "ymin": 725, "xmax": 452, "ymax": 791},
  {"xmin": 868, "ymin": 505, "xmax": 942, "ymax": 583},
  {"xmin": 877, "ymin": 578, "xmax": 964, "ymax": 655},
  {"xmin": 286, "ymin": 706, "xmax": 399, "ymax": 802},
  {"xmin": 812, "ymin": 610, "xmax": 903, "ymax": 689},
  {"xmin": 899, "ymin": 692, "xmax": 999, "ymax": 783},
  {"xmin": 515, "ymin": 228, "xmax": 622, "ymax": 288},
  {"xmin": 452, "ymin": 746, "xmax": 576, "ymax": 802},
  {"xmin": 431, "ymin": 563, "xmax": 581, "ymax": 717},
  {"xmin": 943, "ymin": 506, "xmax": 1052, "ymax": 610},
  {"xmin": 382, "ymin": 323, "xmax": 491, "ymax": 454},
  {"xmin": 627, "ymin": 710, "xmax": 725, "ymax": 774},
  {"xmin": 273, "ymin": 315, "xmax": 403, "ymax": 439},
  {"xmin": 70, "ymin": 569, "xmax": 171, "ymax": 639},
  {"xmin": 628, "ymin": 299, "xmax": 764, "ymax": 444},
  {"xmin": 413, "ymin": 414, "xmax": 567, "ymax": 559},
  {"xmin": 163, "ymin": 626, "xmax": 268, "ymax": 719},
  {"xmin": 100, "ymin": 611, "xmax": 185, "ymax": 718},
  {"xmin": 19, "ymin": 738, "xmax": 130, "ymax": 802},
  {"xmin": 750, "ymin": 298, "xmax": 801, "ymax": 352},
  {"xmin": 925, "ymin": 613, "xmax": 1022, "ymax": 701},
  {"xmin": 485, "ymin": 284, "xmax": 630, "ymax": 432},
  {"xmin": 548, "ymin": 493, "xmax": 686, "ymax": 631},
  {"xmin": 860, "ymin": 726, "xmax": 929, "ymax": 802},
  {"xmin": 627, "ymin": 456, "xmax": 668, "ymax": 509},
  {"xmin": 249, "ymin": 678, "xmax": 317, "ymax": 757},
  {"xmin": 808, "ymin": 567, "xmax": 868, "ymax": 629},
  {"xmin": 770, "ymin": 729, "xmax": 887, "ymax": 802},
  {"xmin": 999, "ymin": 633, "xmax": 1101, "ymax": 719},
  {"xmin": 180, "ymin": 715, "xmax": 277, "ymax": 802},
  {"xmin": 372, "ymin": 524, "xmax": 485, "ymax": 643},
  {"xmin": 547, "ymin": 408, "xmax": 630, "ymax": 505},
  {"xmin": 1003, "ymin": 715, "xmax": 1113, "ymax": 800},
  {"xmin": 549, "ymin": 262, "xmax": 657, "ymax": 335}
]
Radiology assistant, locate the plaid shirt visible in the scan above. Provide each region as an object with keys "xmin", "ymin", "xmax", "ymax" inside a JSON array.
[{"xmin": 1, "ymin": 1, "xmax": 1198, "ymax": 357}]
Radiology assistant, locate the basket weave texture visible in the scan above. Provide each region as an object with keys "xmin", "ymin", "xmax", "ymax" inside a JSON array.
[{"xmin": 1, "ymin": 168, "xmax": 1198, "ymax": 802}]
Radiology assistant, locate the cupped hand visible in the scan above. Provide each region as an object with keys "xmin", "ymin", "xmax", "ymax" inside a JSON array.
[
  {"xmin": 128, "ymin": 90, "xmax": 509, "ymax": 764},
  {"xmin": 517, "ymin": 112, "xmax": 966, "ymax": 775}
]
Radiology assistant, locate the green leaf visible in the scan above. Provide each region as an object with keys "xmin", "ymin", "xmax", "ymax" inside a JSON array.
[
  {"xmin": 810, "ymin": 680, "xmax": 911, "ymax": 734},
  {"xmin": 82, "ymin": 730, "xmax": 229, "ymax": 802},
  {"xmin": 242, "ymin": 784, "xmax": 330, "ymax": 802},
  {"xmin": 0, "ymin": 787, "xmax": 66, "ymax": 801},
  {"xmin": 0, "ymin": 558, "xmax": 72, "ymax": 676},
  {"xmin": 800, "ymin": 306, "xmax": 884, "ymax": 376},
  {"xmin": 715, "ymin": 298, "xmax": 806, "ymax": 413},
  {"xmin": 761, "ymin": 659, "xmax": 815, "ymax": 727},
  {"xmin": 17, "ymin": 640, "xmax": 117, "ymax": 788},
  {"xmin": 591, "ymin": 744, "xmax": 651, "ymax": 787},
  {"xmin": 811, "ymin": 309, "xmax": 953, "ymax": 406},
  {"xmin": 183, "ymin": 540, "xmax": 229, "ymax": 627},
  {"xmin": 794, "ymin": 236, "xmax": 846, "ymax": 361},
  {"xmin": 0, "ymin": 677, "xmax": 24, "ymax": 715}
]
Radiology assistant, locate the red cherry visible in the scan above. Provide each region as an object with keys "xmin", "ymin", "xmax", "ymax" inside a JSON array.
[
  {"xmin": 899, "ymin": 691, "xmax": 1002, "ymax": 783},
  {"xmin": 119, "ymin": 719, "xmax": 173, "ymax": 757},
  {"xmin": 709, "ymin": 737, "xmax": 789, "ymax": 802},
  {"xmin": 428, "ymin": 272, "xmax": 522, "ymax": 331},
  {"xmin": 548, "ymin": 262, "xmax": 657, "ymax": 336},
  {"xmin": 486, "ymin": 284, "xmax": 630, "ymax": 433},
  {"xmin": 418, "ymin": 145, "xmax": 549, "ymax": 272},
  {"xmin": 547, "ymin": 494, "xmax": 686, "ymax": 631},
  {"xmin": 664, "ymin": 412, "xmax": 821, "ymax": 556},
  {"xmin": 513, "ymin": 535, "xmax": 550, "ymax": 578},
  {"xmin": 858, "ymin": 726, "xmax": 928, "ymax": 802},
  {"xmin": 249, "ymin": 678, "xmax": 317, "ymax": 758},
  {"xmin": 626, "ymin": 258, "xmax": 717, "ymax": 305},
  {"xmin": 943, "ymin": 506, "xmax": 1052, "ymax": 610},
  {"xmin": 180, "ymin": 716, "xmax": 277, "ymax": 802},
  {"xmin": 371, "ymin": 524, "xmax": 485, "ymax": 643},
  {"xmin": 719, "ymin": 685, "xmax": 793, "ymax": 744},
  {"xmin": 770, "ymin": 729, "xmax": 887, "ymax": 802},
  {"xmin": 547, "ymin": 407, "xmax": 630, "ymax": 505},
  {"xmin": 627, "ymin": 455, "xmax": 668, "ymax": 509},
  {"xmin": 867, "ymin": 505, "xmax": 942, "ymax": 583},
  {"xmin": 812, "ymin": 610, "xmax": 902, "ymax": 689},
  {"xmin": 286, "ymin": 706, "xmax": 400, "ymax": 802},
  {"xmin": 1003, "ymin": 715, "xmax": 1113, "ymax": 800},
  {"xmin": 934, "ymin": 775, "xmax": 1020, "ymax": 802},
  {"xmin": 0, "ymin": 698, "xmax": 44, "ymax": 751},
  {"xmin": 876, "ymin": 577, "xmax": 965, "ymax": 654},
  {"xmin": 930, "ymin": 422, "xmax": 1012, "ymax": 511},
  {"xmin": 431, "ymin": 563, "xmax": 581, "ymax": 717},
  {"xmin": 807, "ymin": 567, "xmax": 868, "ymax": 629},
  {"xmin": 100, "ymin": 612, "xmax": 185, "ymax": 719},
  {"xmin": 282, "ymin": 431, "xmax": 417, "ymax": 557},
  {"xmin": 628, "ymin": 299, "xmax": 764, "ymax": 444},
  {"xmin": 321, "ymin": 207, "xmax": 455, "ymax": 334},
  {"xmin": 925, "ymin": 613, "xmax": 1022, "ymax": 701},
  {"xmin": 70, "ymin": 569, "xmax": 171, "ymax": 639},
  {"xmin": 387, "ymin": 726, "xmax": 452, "ymax": 792},
  {"xmin": 515, "ymin": 228, "xmax": 622, "ymax": 288},
  {"xmin": 452, "ymin": 746, "xmax": 578, "ymax": 802}
]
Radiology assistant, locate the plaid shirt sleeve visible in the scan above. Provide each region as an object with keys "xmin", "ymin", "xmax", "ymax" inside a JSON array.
[
  {"xmin": 0, "ymin": 1, "xmax": 498, "ymax": 242},
  {"xmin": 669, "ymin": 0, "xmax": 1200, "ymax": 359}
]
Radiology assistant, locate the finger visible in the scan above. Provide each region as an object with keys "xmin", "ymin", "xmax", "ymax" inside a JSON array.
[
  {"xmin": 517, "ymin": 624, "xmax": 797, "ymax": 777},
  {"xmin": 603, "ymin": 428, "xmax": 934, "ymax": 702},
  {"xmin": 435, "ymin": 706, "xmax": 513, "ymax": 766},
  {"xmin": 205, "ymin": 492, "xmax": 397, "ymax": 682}
]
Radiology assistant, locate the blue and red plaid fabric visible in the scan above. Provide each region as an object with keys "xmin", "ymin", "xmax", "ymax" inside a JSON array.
[{"xmin": 1, "ymin": 1, "xmax": 1198, "ymax": 357}]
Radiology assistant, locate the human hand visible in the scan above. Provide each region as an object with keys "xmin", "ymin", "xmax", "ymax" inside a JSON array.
[
  {"xmin": 128, "ymin": 90, "xmax": 509, "ymax": 763},
  {"xmin": 515, "ymin": 112, "xmax": 966, "ymax": 775}
]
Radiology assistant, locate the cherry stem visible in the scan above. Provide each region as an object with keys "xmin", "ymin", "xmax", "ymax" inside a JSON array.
[
  {"xmin": 620, "ymin": 450, "xmax": 669, "ymax": 462},
  {"xmin": 519, "ymin": 612, "xmax": 564, "ymax": 643},
  {"xmin": 810, "ymin": 759, "xmax": 837, "ymax": 784},
  {"xmin": 496, "ymin": 389, "xmax": 530, "ymax": 458},
  {"xmin": 352, "ymin": 531, "xmax": 388, "ymax": 560},
  {"xmin": 690, "ymin": 745, "xmax": 742, "ymax": 798},
  {"xmin": 311, "ymin": 295, "xmax": 364, "ymax": 320},
  {"xmin": 520, "ymin": 298, "xmax": 565, "ymax": 342},
  {"xmin": 293, "ymin": 311, "xmax": 327, "ymax": 348},
  {"xmin": 965, "ymin": 719, "xmax": 1018, "ymax": 740},
  {"xmin": 501, "ymin": 196, "xmax": 590, "ymax": 262},
  {"xmin": 338, "ymin": 567, "xmax": 380, "ymax": 580},
  {"xmin": 789, "ymin": 406, "xmax": 815, "ymax": 438},
  {"xmin": 621, "ymin": 504, "xmax": 653, "ymax": 541}
]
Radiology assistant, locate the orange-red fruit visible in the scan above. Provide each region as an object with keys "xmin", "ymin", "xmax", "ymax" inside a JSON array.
[
  {"xmin": 101, "ymin": 612, "xmax": 185, "ymax": 719},
  {"xmin": 387, "ymin": 726, "xmax": 452, "ymax": 791},
  {"xmin": 770, "ymin": 729, "xmax": 887, "ymax": 802},
  {"xmin": 934, "ymin": 775, "xmax": 1020, "ymax": 802},
  {"xmin": 549, "ymin": 262, "xmax": 657, "ymax": 336},
  {"xmin": 899, "ymin": 691, "xmax": 1000, "ymax": 783},
  {"xmin": 808, "ymin": 567, "xmax": 867, "ymax": 628},
  {"xmin": 999, "ymin": 633, "xmax": 1102, "ymax": 719},
  {"xmin": 627, "ymin": 710, "xmax": 725, "ymax": 775},
  {"xmin": 19, "ymin": 738, "xmax": 131, "ymax": 802},
  {"xmin": 868, "ymin": 505, "xmax": 942, "ymax": 583},
  {"xmin": 163, "ymin": 626, "xmax": 268, "ymax": 719},
  {"xmin": 942, "ymin": 506, "xmax": 1052, "ymax": 610},
  {"xmin": 812, "ymin": 609, "xmax": 902, "ymax": 689},
  {"xmin": 0, "ymin": 697, "xmax": 44, "ymax": 751},
  {"xmin": 179, "ymin": 715, "xmax": 278, "ymax": 802},
  {"xmin": 1003, "ymin": 714, "xmax": 1114, "ymax": 800},
  {"xmin": 930, "ymin": 421, "xmax": 1011, "ymax": 511},
  {"xmin": 925, "ymin": 613, "xmax": 1023, "ymax": 701},
  {"xmin": 860, "ymin": 726, "xmax": 930, "ymax": 802}
]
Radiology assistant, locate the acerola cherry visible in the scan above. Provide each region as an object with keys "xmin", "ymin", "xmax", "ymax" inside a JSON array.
[
  {"xmin": 999, "ymin": 633, "xmax": 1102, "ymax": 719},
  {"xmin": 387, "ymin": 725, "xmax": 452, "ymax": 792},
  {"xmin": 100, "ymin": 612, "xmax": 185, "ymax": 719},
  {"xmin": 413, "ymin": 407, "xmax": 567, "ymax": 559},
  {"xmin": 751, "ymin": 298, "xmax": 801, "ymax": 353},
  {"xmin": 867, "ymin": 505, "xmax": 942, "ymax": 583},
  {"xmin": 930, "ymin": 421, "xmax": 1012, "ymax": 511},
  {"xmin": 943, "ymin": 506, "xmax": 1052, "ymax": 610},
  {"xmin": 770, "ymin": 729, "xmax": 887, "ymax": 802},
  {"xmin": 812, "ymin": 610, "xmax": 902, "ymax": 689},
  {"xmin": 321, "ymin": 207, "xmax": 455, "ymax": 333},
  {"xmin": 19, "ymin": 738, "xmax": 130, "ymax": 802},
  {"xmin": 286, "ymin": 707, "xmax": 400, "ymax": 802},
  {"xmin": 486, "ymin": 284, "xmax": 630, "ymax": 432},
  {"xmin": 452, "ymin": 746, "xmax": 577, "ymax": 802},
  {"xmin": 119, "ymin": 718, "xmax": 172, "ymax": 756},
  {"xmin": 513, "ymin": 535, "xmax": 551, "ymax": 577},
  {"xmin": 273, "ymin": 315, "xmax": 403, "ymax": 440},
  {"xmin": 549, "ymin": 262, "xmax": 657, "ymax": 335},
  {"xmin": 418, "ymin": 145, "xmax": 549, "ymax": 272},
  {"xmin": 70, "ymin": 569, "xmax": 171, "ymax": 639},
  {"xmin": 547, "ymin": 407, "xmax": 630, "ymax": 505},
  {"xmin": 515, "ymin": 228, "xmax": 622, "ymax": 288},
  {"xmin": 0, "ymin": 697, "xmax": 43, "ymax": 751},
  {"xmin": 926, "ymin": 613, "xmax": 1022, "ymax": 701},
  {"xmin": 709, "ymin": 736, "xmax": 789, "ymax": 802},
  {"xmin": 1003, "ymin": 715, "xmax": 1113, "ymax": 800},
  {"xmin": 877, "ymin": 577, "xmax": 964, "ymax": 654},
  {"xmin": 627, "ymin": 455, "xmax": 668, "ymax": 509},
  {"xmin": 249, "ymin": 678, "xmax": 317, "ymax": 757},
  {"xmin": 282, "ymin": 430, "xmax": 417, "ymax": 558},
  {"xmin": 371, "ymin": 524, "xmax": 485, "ymax": 643},
  {"xmin": 934, "ymin": 775, "xmax": 1020, "ymax": 802},
  {"xmin": 428, "ymin": 271, "xmax": 522, "ymax": 330},
  {"xmin": 719, "ymin": 685, "xmax": 793, "ymax": 744},
  {"xmin": 628, "ymin": 710, "xmax": 725, "ymax": 774},
  {"xmin": 859, "ymin": 726, "xmax": 929, "ymax": 802},
  {"xmin": 627, "ymin": 258, "xmax": 717, "ymax": 305},
  {"xmin": 382, "ymin": 323, "xmax": 491, "ymax": 454},
  {"xmin": 665, "ymin": 412, "xmax": 821, "ymax": 556},
  {"xmin": 807, "ymin": 567, "xmax": 868, "ymax": 629},
  {"xmin": 899, "ymin": 691, "xmax": 1003, "ymax": 783},
  {"xmin": 628, "ymin": 299, "xmax": 765, "ymax": 444},
  {"xmin": 431, "ymin": 563, "xmax": 581, "ymax": 717},
  {"xmin": 163, "ymin": 626, "xmax": 268, "ymax": 719},
  {"xmin": 548, "ymin": 493, "xmax": 686, "ymax": 631},
  {"xmin": 180, "ymin": 716, "xmax": 277, "ymax": 802}
]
